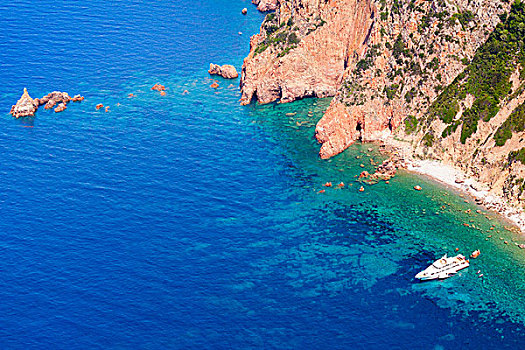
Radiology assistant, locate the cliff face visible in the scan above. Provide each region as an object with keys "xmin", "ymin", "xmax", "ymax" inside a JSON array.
[
  {"xmin": 240, "ymin": 0, "xmax": 376, "ymax": 105},
  {"xmin": 406, "ymin": 1, "xmax": 525, "ymax": 205},
  {"xmin": 242, "ymin": 0, "xmax": 525, "ymax": 204},
  {"xmin": 316, "ymin": 0, "xmax": 509, "ymax": 158},
  {"xmin": 242, "ymin": 0, "xmax": 509, "ymax": 154}
]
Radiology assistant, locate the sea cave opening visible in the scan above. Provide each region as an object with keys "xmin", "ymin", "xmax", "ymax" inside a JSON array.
[{"xmin": 356, "ymin": 122, "xmax": 363, "ymax": 141}]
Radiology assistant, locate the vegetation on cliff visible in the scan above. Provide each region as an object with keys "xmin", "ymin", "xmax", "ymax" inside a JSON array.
[
  {"xmin": 430, "ymin": 0, "xmax": 525, "ymax": 144},
  {"xmin": 252, "ymin": 11, "xmax": 323, "ymax": 58},
  {"xmin": 495, "ymin": 103, "xmax": 525, "ymax": 146}
]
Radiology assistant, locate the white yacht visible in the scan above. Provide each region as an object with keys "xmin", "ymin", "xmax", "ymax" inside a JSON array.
[{"xmin": 415, "ymin": 254, "xmax": 469, "ymax": 280}]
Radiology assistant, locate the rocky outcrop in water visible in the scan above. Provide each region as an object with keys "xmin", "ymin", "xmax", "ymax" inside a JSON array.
[
  {"xmin": 252, "ymin": 0, "xmax": 278, "ymax": 12},
  {"xmin": 10, "ymin": 89, "xmax": 84, "ymax": 118},
  {"xmin": 37, "ymin": 91, "xmax": 73, "ymax": 110},
  {"xmin": 208, "ymin": 64, "xmax": 239, "ymax": 79},
  {"xmin": 10, "ymin": 88, "xmax": 38, "ymax": 118}
]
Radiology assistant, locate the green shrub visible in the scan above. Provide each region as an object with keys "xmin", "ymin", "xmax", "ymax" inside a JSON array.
[
  {"xmin": 404, "ymin": 115, "xmax": 418, "ymax": 134},
  {"xmin": 423, "ymin": 132, "xmax": 435, "ymax": 147},
  {"xmin": 494, "ymin": 103, "xmax": 525, "ymax": 146},
  {"xmin": 428, "ymin": 0, "xmax": 525, "ymax": 143},
  {"xmin": 288, "ymin": 32, "xmax": 300, "ymax": 44},
  {"xmin": 508, "ymin": 148, "xmax": 525, "ymax": 164}
]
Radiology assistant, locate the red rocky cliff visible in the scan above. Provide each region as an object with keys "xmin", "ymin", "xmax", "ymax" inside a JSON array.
[
  {"xmin": 241, "ymin": 0, "xmax": 509, "ymax": 159},
  {"xmin": 240, "ymin": 0, "xmax": 376, "ymax": 105}
]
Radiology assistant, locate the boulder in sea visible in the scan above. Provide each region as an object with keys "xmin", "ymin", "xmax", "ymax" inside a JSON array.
[
  {"xmin": 208, "ymin": 63, "xmax": 239, "ymax": 79},
  {"xmin": 414, "ymin": 185, "xmax": 422, "ymax": 191},
  {"xmin": 10, "ymin": 88, "xmax": 38, "ymax": 118},
  {"xmin": 358, "ymin": 171, "xmax": 369, "ymax": 179},
  {"xmin": 210, "ymin": 82, "xmax": 219, "ymax": 89},
  {"xmin": 241, "ymin": 8, "xmax": 247, "ymax": 15},
  {"xmin": 54, "ymin": 103, "xmax": 67, "ymax": 113},
  {"xmin": 151, "ymin": 83, "xmax": 166, "ymax": 91},
  {"xmin": 72, "ymin": 94, "xmax": 84, "ymax": 102},
  {"xmin": 96, "ymin": 103, "xmax": 104, "ymax": 110}
]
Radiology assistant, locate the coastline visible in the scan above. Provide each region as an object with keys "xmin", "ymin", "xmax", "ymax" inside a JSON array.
[{"xmin": 382, "ymin": 139, "xmax": 525, "ymax": 237}]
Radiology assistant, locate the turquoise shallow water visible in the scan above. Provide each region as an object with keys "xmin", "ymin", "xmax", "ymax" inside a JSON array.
[{"xmin": 0, "ymin": 0, "xmax": 524, "ymax": 348}]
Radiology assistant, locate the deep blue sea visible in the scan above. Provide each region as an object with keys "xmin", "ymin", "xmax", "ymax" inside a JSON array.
[{"xmin": 0, "ymin": 1, "xmax": 524, "ymax": 349}]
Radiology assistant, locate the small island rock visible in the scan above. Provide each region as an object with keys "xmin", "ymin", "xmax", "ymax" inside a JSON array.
[
  {"xmin": 10, "ymin": 89, "xmax": 84, "ymax": 118},
  {"xmin": 10, "ymin": 88, "xmax": 38, "ymax": 118},
  {"xmin": 208, "ymin": 63, "xmax": 239, "ymax": 79},
  {"xmin": 241, "ymin": 8, "xmax": 247, "ymax": 15},
  {"xmin": 151, "ymin": 83, "xmax": 166, "ymax": 91}
]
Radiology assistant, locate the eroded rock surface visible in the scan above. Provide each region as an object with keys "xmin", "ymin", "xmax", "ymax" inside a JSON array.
[
  {"xmin": 240, "ymin": 0, "xmax": 375, "ymax": 105},
  {"xmin": 208, "ymin": 64, "xmax": 239, "ymax": 79},
  {"xmin": 252, "ymin": 0, "xmax": 278, "ymax": 12},
  {"xmin": 10, "ymin": 88, "xmax": 37, "ymax": 118},
  {"xmin": 10, "ymin": 89, "xmax": 84, "ymax": 118},
  {"xmin": 314, "ymin": 0, "xmax": 509, "ymax": 158},
  {"xmin": 37, "ymin": 91, "xmax": 72, "ymax": 110},
  {"xmin": 241, "ymin": 0, "xmax": 509, "ymax": 158}
]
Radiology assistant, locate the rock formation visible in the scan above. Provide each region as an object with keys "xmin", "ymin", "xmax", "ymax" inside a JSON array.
[
  {"xmin": 151, "ymin": 83, "xmax": 166, "ymax": 91},
  {"xmin": 240, "ymin": 0, "xmax": 375, "ymax": 105},
  {"xmin": 241, "ymin": 0, "xmax": 509, "ymax": 153},
  {"xmin": 315, "ymin": 0, "xmax": 510, "ymax": 158},
  {"xmin": 54, "ymin": 103, "xmax": 67, "ymax": 113},
  {"xmin": 10, "ymin": 89, "xmax": 83, "ymax": 118},
  {"xmin": 10, "ymin": 88, "xmax": 38, "ymax": 118},
  {"xmin": 208, "ymin": 64, "xmax": 239, "ymax": 79},
  {"xmin": 37, "ymin": 91, "xmax": 73, "ymax": 110},
  {"xmin": 252, "ymin": 0, "xmax": 278, "ymax": 12},
  {"xmin": 241, "ymin": 0, "xmax": 525, "ymax": 207}
]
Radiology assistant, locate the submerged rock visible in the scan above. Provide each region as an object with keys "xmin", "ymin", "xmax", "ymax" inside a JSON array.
[
  {"xmin": 208, "ymin": 64, "xmax": 239, "ymax": 79},
  {"xmin": 10, "ymin": 88, "xmax": 38, "ymax": 118}
]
